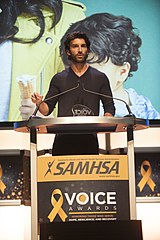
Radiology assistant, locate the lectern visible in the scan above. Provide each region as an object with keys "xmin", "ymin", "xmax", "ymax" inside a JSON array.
[{"xmin": 14, "ymin": 116, "xmax": 149, "ymax": 240}]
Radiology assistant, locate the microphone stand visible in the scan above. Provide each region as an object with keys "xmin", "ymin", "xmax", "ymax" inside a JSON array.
[
  {"xmin": 82, "ymin": 84, "xmax": 135, "ymax": 117},
  {"xmin": 29, "ymin": 83, "xmax": 80, "ymax": 119}
]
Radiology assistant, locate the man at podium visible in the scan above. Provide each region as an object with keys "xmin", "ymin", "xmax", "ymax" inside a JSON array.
[{"xmin": 31, "ymin": 31, "xmax": 115, "ymax": 155}]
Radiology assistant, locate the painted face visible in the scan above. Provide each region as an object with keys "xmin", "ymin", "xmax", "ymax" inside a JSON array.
[
  {"xmin": 90, "ymin": 58, "xmax": 122, "ymax": 92},
  {"xmin": 67, "ymin": 38, "xmax": 89, "ymax": 63},
  {"xmin": 90, "ymin": 57, "xmax": 130, "ymax": 94}
]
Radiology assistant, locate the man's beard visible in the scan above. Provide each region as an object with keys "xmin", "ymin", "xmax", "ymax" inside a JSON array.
[{"xmin": 69, "ymin": 52, "xmax": 88, "ymax": 63}]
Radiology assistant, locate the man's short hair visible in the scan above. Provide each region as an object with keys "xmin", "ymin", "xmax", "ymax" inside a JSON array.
[{"xmin": 64, "ymin": 31, "xmax": 90, "ymax": 52}]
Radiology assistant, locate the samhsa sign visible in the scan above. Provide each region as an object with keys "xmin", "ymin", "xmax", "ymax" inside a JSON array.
[{"xmin": 37, "ymin": 155, "xmax": 130, "ymax": 222}]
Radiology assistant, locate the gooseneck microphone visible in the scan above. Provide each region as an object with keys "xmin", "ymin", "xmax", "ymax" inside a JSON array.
[
  {"xmin": 31, "ymin": 82, "xmax": 80, "ymax": 117},
  {"xmin": 82, "ymin": 83, "xmax": 134, "ymax": 117}
]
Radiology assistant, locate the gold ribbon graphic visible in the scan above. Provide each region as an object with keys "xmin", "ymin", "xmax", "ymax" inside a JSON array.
[
  {"xmin": 0, "ymin": 164, "xmax": 6, "ymax": 194},
  {"xmin": 138, "ymin": 160, "xmax": 156, "ymax": 192},
  {"xmin": 48, "ymin": 189, "xmax": 67, "ymax": 222}
]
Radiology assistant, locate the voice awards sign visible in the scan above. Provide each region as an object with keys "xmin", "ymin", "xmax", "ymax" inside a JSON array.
[{"xmin": 37, "ymin": 155, "xmax": 130, "ymax": 222}]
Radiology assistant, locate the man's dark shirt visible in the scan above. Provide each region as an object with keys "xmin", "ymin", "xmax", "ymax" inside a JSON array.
[
  {"xmin": 45, "ymin": 66, "xmax": 115, "ymax": 116},
  {"xmin": 44, "ymin": 66, "xmax": 115, "ymax": 155}
]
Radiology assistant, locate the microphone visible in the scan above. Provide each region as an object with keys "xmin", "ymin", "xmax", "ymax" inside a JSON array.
[
  {"xmin": 31, "ymin": 82, "xmax": 80, "ymax": 117},
  {"xmin": 82, "ymin": 83, "xmax": 134, "ymax": 117}
]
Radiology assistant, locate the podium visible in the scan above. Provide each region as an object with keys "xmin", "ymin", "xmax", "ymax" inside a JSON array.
[
  {"xmin": 14, "ymin": 116, "xmax": 149, "ymax": 240},
  {"xmin": 40, "ymin": 220, "xmax": 143, "ymax": 240}
]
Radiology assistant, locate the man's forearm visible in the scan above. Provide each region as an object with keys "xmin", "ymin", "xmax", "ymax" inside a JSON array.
[{"xmin": 38, "ymin": 101, "xmax": 49, "ymax": 116}]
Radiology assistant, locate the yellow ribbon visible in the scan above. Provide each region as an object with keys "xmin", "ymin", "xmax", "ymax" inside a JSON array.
[
  {"xmin": 48, "ymin": 189, "xmax": 67, "ymax": 222},
  {"xmin": 0, "ymin": 164, "xmax": 6, "ymax": 194},
  {"xmin": 138, "ymin": 160, "xmax": 156, "ymax": 192}
]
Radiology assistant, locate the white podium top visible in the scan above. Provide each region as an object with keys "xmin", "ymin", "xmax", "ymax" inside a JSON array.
[{"xmin": 14, "ymin": 116, "xmax": 149, "ymax": 134}]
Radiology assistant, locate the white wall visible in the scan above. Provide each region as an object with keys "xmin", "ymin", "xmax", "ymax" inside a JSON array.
[
  {"xmin": 0, "ymin": 204, "xmax": 31, "ymax": 240},
  {"xmin": 137, "ymin": 201, "xmax": 160, "ymax": 240}
]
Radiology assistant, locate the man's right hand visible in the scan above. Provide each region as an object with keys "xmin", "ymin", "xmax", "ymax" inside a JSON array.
[
  {"xmin": 31, "ymin": 92, "xmax": 43, "ymax": 106},
  {"xmin": 31, "ymin": 92, "xmax": 49, "ymax": 116}
]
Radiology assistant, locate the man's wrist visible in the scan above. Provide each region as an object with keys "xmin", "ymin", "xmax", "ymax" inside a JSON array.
[
  {"xmin": 104, "ymin": 112, "xmax": 113, "ymax": 117},
  {"xmin": 36, "ymin": 101, "xmax": 43, "ymax": 107}
]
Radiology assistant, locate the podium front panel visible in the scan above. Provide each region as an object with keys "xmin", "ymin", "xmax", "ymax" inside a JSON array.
[{"xmin": 37, "ymin": 155, "xmax": 130, "ymax": 222}]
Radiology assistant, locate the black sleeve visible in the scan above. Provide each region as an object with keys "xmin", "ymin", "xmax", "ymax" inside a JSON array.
[
  {"xmin": 44, "ymin": 75, "xmax": 60, "ymax": 115},
  {"xmin": 100, "ymin": 74, "xmax": 115, "ymax": 116}
]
